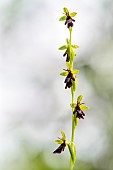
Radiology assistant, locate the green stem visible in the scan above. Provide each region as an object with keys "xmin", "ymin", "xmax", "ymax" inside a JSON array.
[
  {"xmin": 69, "ymin": 27, "xmax": 73, "ymax": 69},
  {"xmin": 71, "ymin": 89, "xmax": 75, "ymax": 144},
  {"xmin": 70, "ymin": 90, "xmax": 76, "ymax": 170},
  {"xmin": 70, "ymin": 27, "xmax": 72, "ymax": 44},
  {"xmin": 69, "ymin": 27, "xmax": 77, "ymax": 170}
]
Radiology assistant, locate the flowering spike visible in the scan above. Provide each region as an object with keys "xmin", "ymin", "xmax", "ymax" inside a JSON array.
[{"xmin": 53, "ymin": 7, "xmax": 89, "ymax": 170}]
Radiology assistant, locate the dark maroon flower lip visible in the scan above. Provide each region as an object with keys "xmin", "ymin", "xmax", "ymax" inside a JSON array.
[
  {"xmin": 53, "ymin": 131, "xmax": 67, "ymax": 154},
  {"xmin": 63, "ymin": 50, "xmax": 70, "ymax": 62},
  {"xmin": 64, "ymin": 70, "xmax": 75, "ymax": 89},
  {"xmin": 73, "ymin": 103, "xmax": 85, "ymax": 119},
  {"xmin": 65, "ymin": 15, "xmax": 75, "ymax": 28},
  {"xmin": 53, "ymin": 142, "xmax": 66, "ymax": 154}
]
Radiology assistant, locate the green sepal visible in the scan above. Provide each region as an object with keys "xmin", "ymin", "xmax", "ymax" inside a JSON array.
[
  {"xmin": 61, "ymin": 130, "xmax": 66, "ymax": 140},
  {"xmin": 58, "ymin": 45, "xmax": 67, "ymax": 50},
  {"xmin": 71, "ymin": 45, "xmax": 79, "ymax": 48},
  {"xmin": 72, "ymin": 69, "xmax": 79, "ymax": 74},
  {"xmin": 55, "ymin": 140, "xmax": 63, "ymax": 144},
  {"xmin": 60, "ymin": 71, "xmax": 68, "ymax": 76},
  {"xmin": 80, "ymin": 105, "xmax": 89, "ymax": 110},
  {"xmin": 63, "ymin": 7, "xmax": 69, "ymax": 13},
  {"xmin": 70, "ymin": 12, "xmax": 77, "ymax": 17},
  {"xmin": 77, "ymin": 95, "xmax": 83, "ymax": 103},
  {"xmin": 66, "ymin": 62, "xmax": 71, "ymax": 69},
  {"xmin": 59, "ymin": 15, "xmax": 67, "ymax": 21}
]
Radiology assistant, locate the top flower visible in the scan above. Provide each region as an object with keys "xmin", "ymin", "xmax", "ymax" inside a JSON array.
[{"xmin": 59, "ymin": 7, "xmax": 77, "ymax": 28}]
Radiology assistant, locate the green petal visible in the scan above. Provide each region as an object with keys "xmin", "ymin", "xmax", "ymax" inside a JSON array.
[
  {"xmin": 72, "ymin": 69, "xmax": 79, "ymax": 74},
  {"xmin": 77, "ymin": 95, "xmax": 83, "ymax": 103},
  {"xmin": 61, "ymin": 130, "xmax": 66, "ymax": 140},
  {"xmin": 70, "ymin": 12, "xmax": 77, "ymax": 17},
  {"xmin": 71, "ymin": 45, "xmax": 79, "ymax": 48},
  {"xmin": 60, "ymin": 71, "xmax": 68, "ymax": 76},
  {"xmin": 63, "ymin": 7, "xmax": 69, "ymax": 13},
  {"xmin": 58, "ymin": 45, "xmax": 67, "ymax": 50},
  {"xmin": 59, "ymin": 15, "xmax": 67, "ymax": 21},
  {"xmin": 80, "ymin": 105, "xmax": 89, "ymax": 110},
  {"xmin": 55, "ymin": 140, "xmax": 63, "ymax": 144}
]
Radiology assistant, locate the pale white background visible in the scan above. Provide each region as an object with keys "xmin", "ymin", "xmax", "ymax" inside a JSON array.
[{"xmin": 0, "ymin": 0, "xmax": 113, "ymax": 169}]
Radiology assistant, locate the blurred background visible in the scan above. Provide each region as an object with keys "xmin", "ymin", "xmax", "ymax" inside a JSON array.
[{"xmin": 0, "ymin": 0, "xmax": 113, "ymax": 170}]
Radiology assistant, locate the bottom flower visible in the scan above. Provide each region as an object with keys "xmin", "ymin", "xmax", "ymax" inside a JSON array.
[
  {"xmin": 53, "ymin": 131, "xmax": 66, "ymax": 154},
  {"xmin": 53, "ymin": 142, "xmax": 66, "ymax": 154}
]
